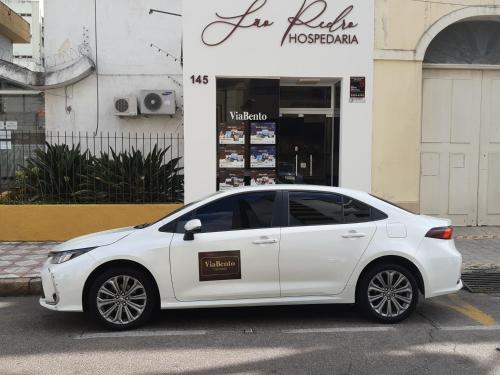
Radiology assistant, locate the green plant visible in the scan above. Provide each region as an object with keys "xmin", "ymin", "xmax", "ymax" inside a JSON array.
[
  {"xmin": 15, "ymin": 143, "xmax": 93, "ymax": 203},
  {"xmin": 76, "ymin": 145, "xmax": 183, "ymax": 203}
]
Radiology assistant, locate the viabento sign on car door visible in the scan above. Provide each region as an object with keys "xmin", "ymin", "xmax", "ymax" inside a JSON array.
[{"xmin": 168, "ymin": 191, "xmax": 281, "ymax": 302}]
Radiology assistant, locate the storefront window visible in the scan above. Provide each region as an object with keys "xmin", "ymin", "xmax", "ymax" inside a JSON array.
[
  {"xmin": 216, "ymin": 78, "xmax": 340, "ymax": 191},
  {"xmin": 280, "ymin": 86, "xmax": 332, "ymax": 108},
  {"xmin": 216, "ymin": 78, "xmax": 280, "ymax": 191}
]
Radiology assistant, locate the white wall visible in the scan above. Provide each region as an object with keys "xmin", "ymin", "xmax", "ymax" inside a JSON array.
[
  {"xmin": 44, "ymin": 0, "xmax": 183, "ymax": 134},
  {"xmin": 183, "ymin": 0, "xmax": 374, "ymax": 202},
  {"xmin": 0, "ymin": 34, "xmax": 13, "ymax": 62}
]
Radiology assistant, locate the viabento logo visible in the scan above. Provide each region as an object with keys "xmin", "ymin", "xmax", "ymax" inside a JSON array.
[{"xmin": 229, "ymin": 111, "xmax": 268, "ymax": 121}]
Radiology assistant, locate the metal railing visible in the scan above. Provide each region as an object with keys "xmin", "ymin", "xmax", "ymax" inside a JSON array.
[{"xmin": 0, "ymin": 131, "xmax": 184, "ymax": 204}]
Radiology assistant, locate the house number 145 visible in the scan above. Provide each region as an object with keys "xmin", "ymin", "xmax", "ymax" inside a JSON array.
[{"xmin": 191, "ymin": 75, "xmax": 209, "ymax": 84}]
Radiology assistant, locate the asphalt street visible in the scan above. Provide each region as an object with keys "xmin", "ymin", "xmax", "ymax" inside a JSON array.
[{"xmin": 0, "ymin": 291, "xmax": 499, "ymax": 374}]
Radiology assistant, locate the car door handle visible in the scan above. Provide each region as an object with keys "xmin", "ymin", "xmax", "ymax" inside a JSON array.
[
  {"xmin": 342, "ymin": 232, "xmax": 367, "ymax": 239},
  {"xmin": 252, "ymin": 238, "xmax": 278, "ymax": 245}
]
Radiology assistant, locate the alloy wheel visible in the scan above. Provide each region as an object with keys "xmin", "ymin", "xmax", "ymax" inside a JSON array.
[
  {"xmin": 367, "ymin": 270, "xmax": 413, "ymax": 318},
  {"xmin": 96, "ymin": 275, "xmax": 147, "ymax": 325}
]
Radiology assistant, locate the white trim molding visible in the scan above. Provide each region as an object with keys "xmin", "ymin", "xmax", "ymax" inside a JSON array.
[{"xmin": 423, "ymin": 63, "xmax": 500, "ymax": 70}]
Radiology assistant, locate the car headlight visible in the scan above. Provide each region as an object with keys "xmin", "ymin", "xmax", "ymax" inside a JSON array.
[{"xmin": 49, "ymin": 247, "xmax": 97, "ymax": 264}]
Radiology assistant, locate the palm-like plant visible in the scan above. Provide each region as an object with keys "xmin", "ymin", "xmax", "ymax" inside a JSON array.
[
  {"xmin": 15, "ymin": 143, "xmax": 93, "ymax": 202},
  {"xmin": 77, "ymin": 145, "xmax": 183, "ymax": 203}
]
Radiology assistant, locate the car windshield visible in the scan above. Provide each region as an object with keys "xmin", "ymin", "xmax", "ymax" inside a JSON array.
[{"xmin": 133, "ymin": 192, "xmax": 223, "ymax": 229}]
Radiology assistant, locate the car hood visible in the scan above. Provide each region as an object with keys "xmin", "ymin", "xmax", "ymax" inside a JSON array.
[{"xmin": 52, "ymin": 227, "xmax": 136, "ymax": 253}]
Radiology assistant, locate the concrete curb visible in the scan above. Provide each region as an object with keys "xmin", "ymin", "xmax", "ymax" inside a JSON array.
[{"xmin": 0, "ymin": 277, "xmax": 42, "ymax": 297}]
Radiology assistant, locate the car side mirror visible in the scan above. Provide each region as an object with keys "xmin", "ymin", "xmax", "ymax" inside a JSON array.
[{"xmin": 183, "ymin": 219, "xmax": 202, "ymax": 241}]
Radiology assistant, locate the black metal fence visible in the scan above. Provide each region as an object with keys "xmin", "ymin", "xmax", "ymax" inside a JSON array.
[{"xmin": 0, "ymin": 131, "xmax": 184, "ymax": 204}]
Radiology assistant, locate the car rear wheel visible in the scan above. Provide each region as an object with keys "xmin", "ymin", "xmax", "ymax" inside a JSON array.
[
  {"xmin": 357, "ymin": 263, "xmax": 419, "ymax": 323},
  {"xmin": 88, "ymin": 267, "xmax": 156, "ymax": 330}
]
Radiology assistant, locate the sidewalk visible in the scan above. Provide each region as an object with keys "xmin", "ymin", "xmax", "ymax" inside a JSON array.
[{"xmin": 1, "ymin": 228, "xmax": 500, "ymax": 296}]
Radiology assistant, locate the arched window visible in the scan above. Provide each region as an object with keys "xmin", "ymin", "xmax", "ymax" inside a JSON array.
[{"xmin": 424, "ymin": 21, "xmax": 500, "ymax": 64}]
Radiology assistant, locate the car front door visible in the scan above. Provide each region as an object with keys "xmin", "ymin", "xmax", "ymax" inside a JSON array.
[
  {"xmin": 168, "ymin": 191, "xmax": 281, "ymax": 302},
  {"xmin": 279, "ymin": 191, "xmax": 381, "ymax": 296}
]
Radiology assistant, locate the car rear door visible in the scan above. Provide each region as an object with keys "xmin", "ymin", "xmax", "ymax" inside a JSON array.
[
  {"xmin": 168, "ymin": 191, "xmax": 282, "ymax": 302},
  {"xmin": 279, "ymin": 191, "xmax": 380, "ymax": 296}
]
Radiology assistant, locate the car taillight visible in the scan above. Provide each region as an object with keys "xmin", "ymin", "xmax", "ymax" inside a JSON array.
[{"xmin": 425, "ymin": 226, "xmax": 453, "ymax": 240}]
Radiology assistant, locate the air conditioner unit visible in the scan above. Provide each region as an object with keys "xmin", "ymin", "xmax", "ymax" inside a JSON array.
[
  {"xmin": 113, "ymin": 96, "xmax": 138, "ymax": 117},
  {"xmin": 139, "ymin": 90, "xmax": 176, "ymax": 115}
]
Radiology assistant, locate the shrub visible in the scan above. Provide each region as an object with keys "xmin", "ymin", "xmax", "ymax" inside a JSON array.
[
  {"xmin": 15, "ymin": 143, "xmax": 93, "ymax": 203},
  {"xmin": 13, "ymin": 143, "xmax": 183, "ymax": 203},
  {"xmin": 77, "ymin": 146, "xmax": 183, "ymax": 203}
]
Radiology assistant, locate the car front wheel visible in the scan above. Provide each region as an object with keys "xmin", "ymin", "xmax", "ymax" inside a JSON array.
[
  {"xmin": 358, "ymin": 264, "xmax": 419, "ymax": 323},
  {"xmin": 88, "ymin": 267, "xmax": 156, "ymax": 330}
]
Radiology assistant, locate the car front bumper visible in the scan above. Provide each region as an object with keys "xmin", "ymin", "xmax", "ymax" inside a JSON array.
[{"xmin": 38, "ymin": 255, "xmax": 92, "ymax": 312}]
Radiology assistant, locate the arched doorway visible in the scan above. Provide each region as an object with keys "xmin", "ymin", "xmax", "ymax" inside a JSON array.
[{"xmin": 420, "ymin": 20, "xmax": 500, "ymax": 226}]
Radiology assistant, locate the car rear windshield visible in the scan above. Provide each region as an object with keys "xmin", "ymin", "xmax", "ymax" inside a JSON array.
[{"xmin": 369, "ymin": 194, "xmax": 416, "ymax": 214}]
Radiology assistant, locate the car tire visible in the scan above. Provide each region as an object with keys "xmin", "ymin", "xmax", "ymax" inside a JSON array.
[
  {"xmin": 357, "ymin": 263, "xmax": 419, "ymax": 324},
  {"xmin": 87, "ymin": 267, "xmax": 157, "ymax": 330}
]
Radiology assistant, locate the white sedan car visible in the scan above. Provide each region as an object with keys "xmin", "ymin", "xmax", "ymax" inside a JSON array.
[{"xmin": 40, "ymin": 186, "xmax": 463, "ymax": 329}]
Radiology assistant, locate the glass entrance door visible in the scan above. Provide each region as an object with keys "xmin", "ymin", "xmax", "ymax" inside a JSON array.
[{"xmin": 277, "ymin": 114, "xmax": 339, "ymax": 186}]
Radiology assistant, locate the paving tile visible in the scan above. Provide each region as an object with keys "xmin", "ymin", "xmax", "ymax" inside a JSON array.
[
  {"xmin": 0, "ymin": 255, "xmax": 22, "ymax": 261},
  {"xmin": 3, "ymin": 267, "xmax": 30, "ymax": 275},
  {"xmin": 9, "ymin": 249, "xmax": 34, "ymax": 255},
  {"xmin": 25, "ymin": 254, "xmax": 48, "ymax": 260},
  {"xmin": 14, "ymin": 260, "xmax": 39, "ymax": 267}
]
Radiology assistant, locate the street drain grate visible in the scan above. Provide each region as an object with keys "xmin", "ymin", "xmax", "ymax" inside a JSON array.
[{"xmin": 462, "ymin": 272, "xmax": 500, "ymax": 293}]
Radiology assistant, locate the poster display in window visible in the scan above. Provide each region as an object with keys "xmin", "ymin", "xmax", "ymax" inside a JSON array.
[
  {"xmin": 250, "ymin": 146, "xmax": 276, "ymax": 168},
  {"xmin": 250, "ymin": 122, "xmax": 276, "ymax": 145},
  {"xmin": 219, "ymin": 171, "xmax": 245, "ymax": 191},
  {"xmin": 218, "ymin": 145, "xmax": 245, "ymax": 169},
  {"xmin": 218, "ymin": 122, "xmax": 246, "ymax": 145},
  {"xmin": 250, "ymin": 171, "xmax": 276, "ymax": 186}
]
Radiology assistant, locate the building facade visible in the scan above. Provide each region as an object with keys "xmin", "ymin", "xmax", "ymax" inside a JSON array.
[
  {"xmin": 4, "ymin": 0, "xmax": 496, "ymax": 227},
  {"xmin": 183, "ymin": 0, "xmax": 374, "ymax": 203},
  {"xmin": 43, "ymin": 0, "xmax": 183, "ymax": 135},
  {"xmin": 373, "ymin": 0, "xmax": 500, "ymax": 226}
]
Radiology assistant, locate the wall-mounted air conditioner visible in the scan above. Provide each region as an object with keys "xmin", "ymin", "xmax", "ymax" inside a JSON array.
[
  {"xmin": 113, "ymin": 96, "xmax": 138, "ymax": 117},
  {"xmin": 139, "ymin": 90, "xmax": 176, "ymax": 115}
]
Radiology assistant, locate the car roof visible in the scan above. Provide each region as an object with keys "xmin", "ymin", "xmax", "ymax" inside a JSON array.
[{"xmin": 203, "ymin": 185, "xmax": 370, "ymax": 200}]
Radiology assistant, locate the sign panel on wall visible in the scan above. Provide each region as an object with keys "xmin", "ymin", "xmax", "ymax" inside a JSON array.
[
  {"xmin": 350, "ymin": 76, "xmax": 366, "ymax": 102},
  {"xmin": 201, "ymin": 0, "xmax": 359, "ymax": 47}
]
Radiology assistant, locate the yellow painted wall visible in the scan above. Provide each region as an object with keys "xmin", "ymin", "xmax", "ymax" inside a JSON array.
[
  {"xmin": 0, "ymin": 204, "xmax": 182, "ymax": 241},
  {"xmin": 372, "ymin": 0, "xmax": 500, "ymax": 211},
  {"xmin": 372, "ymin": 60, "xmax": 422, "ymax": 211}
]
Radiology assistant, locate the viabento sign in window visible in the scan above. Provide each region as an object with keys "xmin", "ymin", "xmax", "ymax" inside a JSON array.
[{"xmin": 201, "ymin": 0, "xmax": 359, "ymax": 47}]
